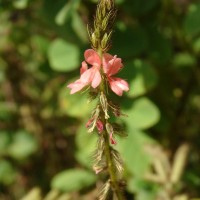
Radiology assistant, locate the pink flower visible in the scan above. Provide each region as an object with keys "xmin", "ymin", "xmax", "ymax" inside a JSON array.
[
  {"xmin": 103, "ymin": 54, "xmax": 129, "ymax": 96},
  {"xmin": 67, "ymin": 49, "xmax": 102, "ymax": 94},
  {"xmin": 67, "ymin": 78, "xmax": 86, "ymax": 94},
  {"xmin": 67, "ymin": 49, "xmax": 129, "ymax": 96}
]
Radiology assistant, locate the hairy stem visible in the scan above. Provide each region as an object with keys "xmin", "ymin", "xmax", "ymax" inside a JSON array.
[
  {"xmin": 98, "ymin": 47, "xmax": 124, "ymax": 199},
  {"xmin": 103, "ymin": 128, "xmax": 124, "ymax": 200}
]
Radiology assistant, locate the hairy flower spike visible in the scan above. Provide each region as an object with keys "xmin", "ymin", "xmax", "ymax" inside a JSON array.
[
  {"xmin": 89, "ymin": 0, "xmax": 116, "ymax": 52},
  {"xmin": 67, "ymin": 0, "xmax": 128, "ymax": 199}
]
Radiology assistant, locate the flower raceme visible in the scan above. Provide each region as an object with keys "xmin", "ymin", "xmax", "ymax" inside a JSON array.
[{"xmin": 67, "ymin": 49, "xmax": 129, "ymax": 96}]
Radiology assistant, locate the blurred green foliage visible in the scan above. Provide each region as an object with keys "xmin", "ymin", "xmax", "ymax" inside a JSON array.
[{"xmin": 0, "ymin": 0, "xmax": 200, "ymax": 199}]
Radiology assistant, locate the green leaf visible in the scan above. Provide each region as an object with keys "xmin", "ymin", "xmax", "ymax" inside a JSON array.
[
  {"xmin": 8, "ymin": 131, "xmax": 38, "ymax": 160},
  {"xmin": 173, "ymin": 52, "xmax": 196, "ymax": 67},
  {"xmin": 48, "ymin": 39, "xmax": 80, "ymax": 72},
  {"xmin": 75, "ymin": 125, "xmax": 97, "ymax": 168},
  {"xmin": 0, "ymin": 102, "xmax": 12, "ymax": 120},
  {"xmin": 0, "ymin": 69, "xmax": 5, "ymax": 83},
  {"xmin": 193, "ymin": 37, "xmax": 200, "ymax": 54},
  {"xmin": 184, "ymin": 3, "xmax": 200, "ymax": 37},
  {"xmin": 0, "ymin": 160, "xmax": 16, "ymax": 185},
  {"xmin": 118, "ymin": 130, "xmax": 154, "ymax": 177},
  {"xmin": 59, "ymin": 84, "xmax": 96, "ymax": 118},
  {"xmin": 0, "ymin": 132, "xmax": 10, "ymax": 156},
  {"xmin": 55, "ymin": 0, "xmax": 80, "ymax": 25},
  {"xmin": 123, "ymin": 0, "xmax": 158, "ymax": 16},
  {"xmin": 126, "ymin": 60, "xmax": 158, "ymax": 98},
  {"xmin": 42, "ymin": 0, "xmax": 69, "ymax": 21},
  {"xmin": 13, "ymin": 0, "xmax": 30, "ymax": 9},
  {"xmin": 31, "ymin": 35, "xmax": 50, "ymax": 55},
  {"xmin": 124, "ymin": 97, "xmax": 160, "ymax": 130},
  {"xmin": 147, "ymin": 29, "xmax": 172, "ymax": 64},
  {"xmin": 115, "ymin": 0, "xmax": 124, "ymax": 4},
  {"xmin": 20, "ymin": 188, "xmax": 42, "ymax": 200},
  {"xmin": 72, "ymin": 12, "xmax": 88, "ymax": 43},
  {"xmin": 0, "ymin": 57, "xmax": 7, "ymax": 84},
  {"xmin": 55, "ymin": 3, "xmax": 72, "ymax": 26},
  {"xmin": 128, "ymin": 177, "xmax": 158, "ymax": 199},
  {"xmin": 112, "ymin": 26, "xmax": 148, "ymax": 57},
  {"xmin": 51, "ymin": 169, "xmax": 96, "ymax": 192}
]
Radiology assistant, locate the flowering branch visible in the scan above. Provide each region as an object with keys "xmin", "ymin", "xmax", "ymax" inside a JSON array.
[{"xmin": 67, "ymin": 0, "xmax": 129, "ymax": 199}]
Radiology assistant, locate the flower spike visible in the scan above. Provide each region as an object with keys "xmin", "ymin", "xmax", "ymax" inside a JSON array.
[{"xmin": 67, "ymin": 0, "xmax": 128, "ymax": 199}]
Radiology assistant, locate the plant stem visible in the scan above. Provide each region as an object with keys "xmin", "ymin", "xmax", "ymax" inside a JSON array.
[
  {"xmin": 103, "ymin": 128, "xmax": 124, "ymax": 200},
  {"xmin": 98, "ymin": 48, "xmax": 124, "ymax": 200}
]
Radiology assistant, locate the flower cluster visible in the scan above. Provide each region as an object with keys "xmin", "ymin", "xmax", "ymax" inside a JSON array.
[{"xmin": 67, "ymin": 49, "xmax": 129, "ymax": 96}]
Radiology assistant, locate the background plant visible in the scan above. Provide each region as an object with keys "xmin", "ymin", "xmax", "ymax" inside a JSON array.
[{"xmin": 0, "ymin": 0, "xmax": 200, "ymax": 199}]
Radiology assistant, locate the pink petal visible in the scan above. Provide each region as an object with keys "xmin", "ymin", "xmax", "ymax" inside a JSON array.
[
  {"xmin": 91, "ymin": 69, "xmax": 101, "ymax": 88},
  {"xmin": 107, "ymin": 57, "xmax": 123, "ymax": 76},
  {"xmin": 67, "ymin": 79, "xmax": 86, "ymax": 94},
  {"xmin": 80, "ymin": 61, "xmax": 88, "ymax": 74},
  {"xmin": 80, "ymin": 68, "xmax": 95, "ymax": 84},
  {"xmin": 109, "ymin": 77, "xmax": 129, "ymax": 96},
  {"xmin": 84, "ymin": 49, "xmax": 101, "ymax": 67},
  {"xmin": 96, "ymin": 120, "xmax": 103, "ymax": 133},
  {"xmin": 102, "ymin": 53, "xmax": 114, "ymax": 73}
]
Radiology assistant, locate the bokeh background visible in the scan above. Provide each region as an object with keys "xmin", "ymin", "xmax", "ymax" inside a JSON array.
[{"xmin": 0, "ymin": 0, "xmax": 200, "ymax": 199}]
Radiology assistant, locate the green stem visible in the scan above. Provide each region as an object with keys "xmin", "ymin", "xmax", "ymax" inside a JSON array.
[
  {"xmin": 103, "ymin": 128, "xmax": 124, "ymax": 200},
  {"xmin": 98, "ymin": 48, "xmax": 124, "ymax": 200}
]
